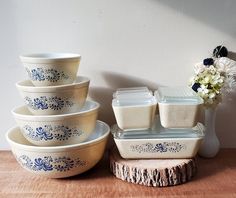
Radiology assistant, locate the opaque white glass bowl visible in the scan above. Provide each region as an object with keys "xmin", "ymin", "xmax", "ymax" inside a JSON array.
[
  {"xmin": 20, "ymin": 53, "xmax": 81, "ymax": 86},
  {"xmin": 16, "ymin": 76, "xmax": 89, "ymax": 115},
  {"xmin": 12, "ymin": 101, "xmax": 99, "ymax": 146},
  {"xmin": 6, "ymin": 121, "xmax": 110, "ymax": 178}
]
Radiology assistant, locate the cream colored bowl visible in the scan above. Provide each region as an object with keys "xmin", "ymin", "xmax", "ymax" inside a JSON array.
[
  {"xmin": 16, "ymin": 76, "xmax": 89, "ymax": 115},
  {"xmin": 20, "ymin": 53, "xmax": 81, "ymax": 86},
  {"xmin": 6, "ymin": 121, "xmax": 110, "ymax": 178},
  {"xmin": 12, "ymin": 101, "xmax": 99, "ymax": 146}
]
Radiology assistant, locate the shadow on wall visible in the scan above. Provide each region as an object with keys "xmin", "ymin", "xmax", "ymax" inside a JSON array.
[
  {"xmin": 89, "ymin": 69, "xmax": 236, "ymax": 147},
  {"xmin": 155, "ymin": 0, "xmax": 236, "ymax": 37},
  {"xmin": 228, "ymin": 51, "xmax": 236, "ymax": 61},
  {"xmin": 89, "ymin": 71, "xmax": 160, "ymax": 126}
]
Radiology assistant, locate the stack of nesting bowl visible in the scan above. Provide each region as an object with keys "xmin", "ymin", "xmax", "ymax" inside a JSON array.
[{"xmin": 6, "ymin": 53, "xmax": 110, "ymax": 178}]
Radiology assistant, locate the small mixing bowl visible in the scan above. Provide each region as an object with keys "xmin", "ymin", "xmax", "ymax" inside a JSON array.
[
  {"xmin": 5, "ymin": 120, "xmax": 110, "ymax": 178},
  {"xmin": 12, "ymin": 101, "xmax": 99, "ymax": 146},
  {"xmin": 20, "ymin": 53, "xmax": 81, "ymax": 86},
  {"xmin": 16, "ymin": 76, "xmax": 89, "ymax": 115}
]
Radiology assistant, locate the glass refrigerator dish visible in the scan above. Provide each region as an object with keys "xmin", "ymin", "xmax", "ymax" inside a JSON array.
[
  {"xmin": 112, "ymin": 87, "xmax": 157, "ymax": 131},
  {"xmin": 112, "ymin": 117, "xmax": 205, "ymax": 159},
  {"xmin": 155, "ymin": 86, "xmax": 203, "ymax": 128}
]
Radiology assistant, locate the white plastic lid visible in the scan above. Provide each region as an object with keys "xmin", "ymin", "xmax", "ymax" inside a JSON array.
[
  {"xmin": 155, "ymin": 87, "xmax": 203, "ymax": 104},
  {"xmin": 112, "ymin": 87, "xmax": 156, "ymax": 106}
]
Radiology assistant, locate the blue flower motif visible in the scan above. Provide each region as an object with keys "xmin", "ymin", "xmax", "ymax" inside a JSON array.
[
  {"xmin": 31, "ymin": 68, "xmax": 45, "ymax": 81},
  {"xmin": 33, "ymin": 97, "xmax": 48, "ymax": 110},
  {"xmin": 36, "ymin": 127, "xmax": 53, "ymax": 140},
  {"xmin": 34, "ymin": 157, "xmax": 53, "ymax": 171},
  {"xmin": 23, "ymin": 125, "xmax": 83, "ymax": 142},
  {"xmin": 23, "ymin": 125, "xmax": 41, "ymax": 141},
  {"xmin": 24, "ymin": 96, "xmax": 73, "ymax": 111},
  {"xmin": 54, "ymin": 126, "xmax": 72, "ymax": 141},
  {"xmin": 25, "ymin": 96, "xmax": 34, "ymax": 107},
  {"xmin": 131, "ymin": 142, "xmax": 185, "ymax": 154},
  {"xmin": 54, "ymin": 157, "xmax": 74, "ymax": 172},
  {"xmin": 49, "ymin": 97, "xmax": 64, "ymax": 110},
  {"xmin": 17, "ymin": 155, "xmax": 86, "ymax": 172},
  {"xmin": 18, "ymin": 155, "xmax": 33, "ymax": 169},
  {"xmin": 154, "ymin": 143, "xmax": 168, "ymax": 153},
  {"xmin": 27, "ymin": 68, "xmax": 69, "ymax": 82},
  {"xmin": 45, "ymin": 69, "xmax": 60, "ymax": 82}
]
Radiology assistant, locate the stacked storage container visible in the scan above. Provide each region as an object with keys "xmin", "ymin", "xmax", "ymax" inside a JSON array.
[{"xmin": 112, "ymin": 86, "xmax": 205, "ymax": 159}]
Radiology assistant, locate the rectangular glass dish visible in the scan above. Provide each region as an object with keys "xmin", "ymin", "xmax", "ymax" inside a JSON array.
[
  {"xmin": 112, "ymin": 87, "xmax": 157, "ymax": 131},
  {"xmin": 155, "ymin": 87, "xmax": 203, "ymax": 128},
  {"xmin": 112, "ymin": 117, "xmax": 205, "ymax": 159}
]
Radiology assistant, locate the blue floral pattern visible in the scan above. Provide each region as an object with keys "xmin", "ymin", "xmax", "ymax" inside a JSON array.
[
  {"xmin": 24, "ymin": 96, "xmax": 73, "ymax": 111},
  {"xmin": 17, "ymin": 155, "xmax": 86, "ymax": 172},
  {"xmin": 23, "ymin": 125, "xmax": 83, "ymax": 141},
  {"xmin": 26, "ymin": 68, "xmax": 69, "ymax": 82},
  {"xmin": 34, "ymin": 157, "xmax": 53, "ymax": 171},
  {"xmin": 35, "ymin": 126, "xmax": 53, "ymax": 140},
  {"xmin": 130, "ymin": 142, "xmax": 185, "ymax": 153}
]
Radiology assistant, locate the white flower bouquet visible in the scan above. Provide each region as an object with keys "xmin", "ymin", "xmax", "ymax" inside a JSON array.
[{"xmin": 189, "ymin": 46, "xmax": 236, "ymax": 106}]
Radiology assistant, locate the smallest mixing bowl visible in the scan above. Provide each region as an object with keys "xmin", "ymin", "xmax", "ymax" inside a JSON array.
[
  {"xmin": 20, "ymin": 53, "xmax": 81, "ymax": 86},
  {"xmin": 12, "ymin": 101, "xmax": 99, "ymax": 146},
  {"xmin": 16, "ymin": 76, "xmax": 89, "ymax": 115},
  {"xmin": 5, "ymin": 121, "xmax": 110, "ymax": 178}
]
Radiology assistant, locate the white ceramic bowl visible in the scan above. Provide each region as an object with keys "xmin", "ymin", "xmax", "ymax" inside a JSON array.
[
  {"xmin": 16, "ymin": 76, "xmax": 89, "ymax": 115},
  {"xmin": 6, "ymin": 121, "xmax": 110, "ymax": 178},
  {"xmin": 20, "ymin": 53, "xmax": 81, "ymax": 86},
  {"xmin": 12, "ymin": 101, "xmax": 99, "ymax": 146}
]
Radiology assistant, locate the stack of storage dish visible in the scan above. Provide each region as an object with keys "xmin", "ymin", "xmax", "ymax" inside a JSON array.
[
  {"xmin": 6, "ymin": 53, "xmax": 110, "ymax": 178},
  {"xmin": 112, "ymin": 86, "xmax": 205, "ymax": 159}
]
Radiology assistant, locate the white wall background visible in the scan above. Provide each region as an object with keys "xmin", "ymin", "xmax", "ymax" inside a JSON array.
[{"xmin": 1, "ymin": 0, "xmax": 236, "ymax": 149}]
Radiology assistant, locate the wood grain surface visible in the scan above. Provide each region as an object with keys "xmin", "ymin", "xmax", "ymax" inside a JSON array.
[
  {"xmin": 110, "ymin": 148, "xmax": 197, "ymax": 187},
  {"xmin": 0, "ymin": 149, "xmax": 236, "ymax": 198}
]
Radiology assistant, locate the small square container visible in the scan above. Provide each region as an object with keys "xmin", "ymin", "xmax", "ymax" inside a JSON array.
[
  {"xmin": 112, "ymin": 87, "xmax": 157, "ymax": 131},
  {"xmin": 155, "ymin": 87, "xmax": 203, "ymax": 128},
  {"xmin": 112, "ymin": 116, "xmax": 205, "ymax": 159}
]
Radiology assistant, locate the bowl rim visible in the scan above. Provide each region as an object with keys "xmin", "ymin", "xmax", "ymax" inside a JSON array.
[
  {"xmin": 5, "ymin": 120, "xmax": 110, "ymax": 152},
  {"xmin": 16, "ymin": 76, "xmax": 90, "ymax": 92},
  {"xmin": 19, "ymin": 53, "xmax": 81, "ymax": 63},
  {"xmin": 11, "ymin": 100, "xmax": 100, "ymax": 121},
  {"xmin": 15, "ymin": 76, "xmax": 90, "ymax": 93}
]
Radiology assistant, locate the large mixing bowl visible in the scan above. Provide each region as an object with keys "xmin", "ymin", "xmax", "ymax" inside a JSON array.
[{"xmin": 6, "ymin": 120, "xmax": 110, "ymax": 178}]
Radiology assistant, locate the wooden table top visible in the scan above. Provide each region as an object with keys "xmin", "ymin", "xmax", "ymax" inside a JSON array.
[{"xmin": 0, "ymin": 149, "xmax": 236, "ymax": 198}]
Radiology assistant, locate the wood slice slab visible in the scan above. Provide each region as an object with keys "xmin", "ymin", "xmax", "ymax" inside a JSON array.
[{"xmin": 109, "ymin": 148, "xmax": 197, "ymax": 187}]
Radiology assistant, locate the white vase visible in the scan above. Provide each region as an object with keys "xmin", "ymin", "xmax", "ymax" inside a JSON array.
[{"xmin": 198, "ymin": 106, "xmax": 220, "ymax": 158}]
